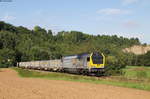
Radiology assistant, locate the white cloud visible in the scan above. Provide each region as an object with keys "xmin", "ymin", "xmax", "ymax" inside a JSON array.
[
  {"xmin": 122, "ymin": 0, "xmax": 139, "ymax": 5},
  {"xmin": 123, "ymin": 20, "xmax": 140, "ymax": 28},
  {"xmin": 35, "ymin": 9, "xmax": 44, "ymax": 16},
  {"xmin": 97, "ymin": 8, "xmax": 130, "ymax": 15},
  {"xmin": 1, "ymin": 14, "xmax": 15, "ymax": 21}
]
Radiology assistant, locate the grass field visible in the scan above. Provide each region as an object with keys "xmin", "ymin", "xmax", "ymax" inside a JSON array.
[
  {"xmin": 123, "ymin": 66, "xmax": 150, "ymax": 79},
  {"xmin": 13, "ymin": 66, "xmax": 150, "ymax": 91}
]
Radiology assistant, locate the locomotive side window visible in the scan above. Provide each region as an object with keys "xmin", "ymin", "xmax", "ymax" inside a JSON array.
[{"xmin": 87, "ymin": 57, "xmax": 90, "ymax": 61}]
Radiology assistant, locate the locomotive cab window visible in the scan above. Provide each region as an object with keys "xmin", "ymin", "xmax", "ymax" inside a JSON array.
[{"xmin": 92, "ymin": 52, "xmax": 103, "ymax": 64}]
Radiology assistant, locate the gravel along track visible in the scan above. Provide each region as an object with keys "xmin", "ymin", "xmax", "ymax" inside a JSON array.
[{"xmin": 0, "ymin": 69, "xmax": 150, "ymax": 99}]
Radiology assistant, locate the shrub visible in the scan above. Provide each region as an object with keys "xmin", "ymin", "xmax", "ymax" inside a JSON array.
[
  {"xmin": 104, "ymin": 55, "xmax": 126, "ymax": 76},
  {"xmin": 136, "ymin": 71, "xmax": 147, "ymax": 79}
]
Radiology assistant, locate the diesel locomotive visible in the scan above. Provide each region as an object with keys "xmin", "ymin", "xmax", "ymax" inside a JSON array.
[{"xmin": 18, "ymin": 52, "xmax": 105, "ymax": 75}]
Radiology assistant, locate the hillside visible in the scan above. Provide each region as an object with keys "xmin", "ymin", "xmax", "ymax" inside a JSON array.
[
  {"xmin": 123, "ymin": 45, "xmax": 150, "ymax": 55},
  {"xmin": 0, "ymin": 21, "xmax": 141, "ymax": 67}
]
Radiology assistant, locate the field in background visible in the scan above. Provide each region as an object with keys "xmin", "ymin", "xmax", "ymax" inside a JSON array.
[
  {"xmin": 123, "ymin": 66, "xmax": 150, "ymax": 79},
  {"xmin": 13, "ymin": 66, "xmax": 150, "ymax": 91}
]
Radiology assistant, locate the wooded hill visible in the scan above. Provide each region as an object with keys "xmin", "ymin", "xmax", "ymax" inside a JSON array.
[{"xmin": 1, "ymin": 21, "xmax": 149, "ymax": 74}]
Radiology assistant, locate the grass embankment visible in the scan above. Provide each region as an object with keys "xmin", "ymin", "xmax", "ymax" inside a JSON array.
[{"xmin": 13, "ymin": 67, "xmax": 150, "ymax": 91}]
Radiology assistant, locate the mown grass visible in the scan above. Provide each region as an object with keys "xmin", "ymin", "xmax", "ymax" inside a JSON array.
[{"xmin": 13, "ymin": 67, "xmax": 150, "ymax": 91}]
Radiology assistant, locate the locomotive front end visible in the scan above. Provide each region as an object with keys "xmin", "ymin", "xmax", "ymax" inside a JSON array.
[{"xmin": 87, "ymin": 52, "xmax": 105, "ymax": 72}]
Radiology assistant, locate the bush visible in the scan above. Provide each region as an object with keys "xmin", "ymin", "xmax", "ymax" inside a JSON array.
[
  {"xmin": 136, "ymin": 71, "xmax": 147, "ymax": 79},
  {"xmin": 0, "ymin": 48, "xmax": 15, "ymax": 68},
  {"xmin": 104, "ymin": 55, "xmax": 126, "ymax": 76},
  {"xmin": 0, "ymin": 61, "xmax": 12, "ymax": 68}
]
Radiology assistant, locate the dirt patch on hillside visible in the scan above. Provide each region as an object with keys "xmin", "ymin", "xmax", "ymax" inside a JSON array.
[
  {"xmin": 0, "ymin": 68, "xmax": 150, "ymax": 99},
  {"xmin": 123, "ymin": 45, "xmax": 150, "ymax": 55}
]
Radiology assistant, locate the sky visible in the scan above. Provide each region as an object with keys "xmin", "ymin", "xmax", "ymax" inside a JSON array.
[{"xmin": 0, "ymin": 0, "xmax": 150, "ymax": 43}]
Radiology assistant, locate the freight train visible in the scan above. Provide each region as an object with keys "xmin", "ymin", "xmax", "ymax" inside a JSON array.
[{"xmin": 18, "ymin": 52, "xmax": 105, "ymax": 75}]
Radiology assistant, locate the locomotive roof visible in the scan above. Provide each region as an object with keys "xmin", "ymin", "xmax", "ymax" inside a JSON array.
[{"xmin": 63, "ymin": 53, "xmax": 90, "ymax": 59}]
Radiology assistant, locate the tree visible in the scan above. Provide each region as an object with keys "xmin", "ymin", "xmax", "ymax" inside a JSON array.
[
  {"xmin": 0, "ymin": 48, "xmax": 15, "ymax": 67},
  {"xmin": 34, "ymin": 26, "xmax": 47, "ymax": 33},
  {"xmin": 0, "ymin": 31, "xmax": 18, "ymax": 49},
  {"xmin": 48, "ymin": 30, "xmax": 53, "ymax": 35}
]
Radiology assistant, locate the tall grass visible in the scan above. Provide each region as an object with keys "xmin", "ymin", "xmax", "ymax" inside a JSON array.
[{"xmin": 13, "ymin": 67, "xmax": 150, "ymax": 91}]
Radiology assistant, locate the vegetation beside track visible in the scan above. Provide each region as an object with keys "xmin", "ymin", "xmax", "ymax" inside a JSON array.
[
  {"xmin": 13, "ymin": 66, "xmax": 150, "ymax": 91},
  {"xmin": 123, "ymin": 66, "xmax": 150, "ymax": 79}
]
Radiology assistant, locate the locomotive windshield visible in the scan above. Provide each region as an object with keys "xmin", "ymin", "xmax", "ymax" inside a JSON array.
[{"xmin": 92, "ymin": 52, "xmax": 103, "ymax": 64}]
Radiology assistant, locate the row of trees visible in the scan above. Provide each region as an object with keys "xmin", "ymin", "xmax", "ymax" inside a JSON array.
[
  {"xmin": 0, "ymin": 21, "xmax": 145, "ymax": 74},
  {"xmin": 135, "ymin": 51, "xmax": 150, "ymax": 66}
]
